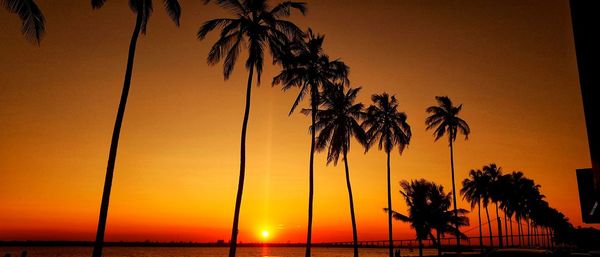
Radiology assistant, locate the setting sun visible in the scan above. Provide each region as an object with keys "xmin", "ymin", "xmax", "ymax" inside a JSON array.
[{"xmin": 261, "ymin": 230, "xmax": 270, "ymax": 239}]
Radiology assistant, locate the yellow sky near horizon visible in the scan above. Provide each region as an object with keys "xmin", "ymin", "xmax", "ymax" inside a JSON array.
[{"xmin": 0, "ymin": 0, "xmax": 597, "ymax": 243}]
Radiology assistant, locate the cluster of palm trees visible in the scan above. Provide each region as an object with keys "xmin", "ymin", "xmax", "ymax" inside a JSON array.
[
  {"xmin": 386, "ymin": 179, "xmax": 469, "ymax": 257},
  {"xmin": 3, "ymin": 1, "xmax": 573, "ymax": 257},
  {"xmin": 461, "ymin": 164, "xmax": 572, "ymax": 251},
  {"xmin": 200, "ymin": 2, "xmax": 417, "ymax": 257}
]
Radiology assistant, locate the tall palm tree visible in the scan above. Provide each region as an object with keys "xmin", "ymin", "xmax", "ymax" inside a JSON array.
[
  {"xmin": 198, "ymin": 2, "xmax": 305, "ymax": 256},
  {"xmin": 484, "ymin": 163, "xmax": 504, "ymax": 248},
  {"xmin": 2, "ymin": 0, "xmax": 45, "ymax": 44},
  {"xmin": 90, "ymin": 1, "xmax": 181, "ymax": 257},
  {"xmin": 425, "ymin": 96, "xmax": 470, "ymax": 250},
  {"xmin": 305, "ymin": 85, "xmax": 367, "ymax": 257},
  {"xmin": 461, "ymin": 169, "xmax": 486, "ymax": 251},
  {"xmin": 272, "ymin": 28, "xmax": 349, "ymax": 257},
  {"xmin": 362, "ymin": 93, "xmax": 411, "ymax": 257},
  {"xmin": 387, "ymin": 179, "xmax": 468, "ymax": 257}
]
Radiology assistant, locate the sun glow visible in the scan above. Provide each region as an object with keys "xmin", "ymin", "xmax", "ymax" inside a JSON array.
[{"xmin": 261, "ymin": 230, "xmax": 269, "ymax": 239}]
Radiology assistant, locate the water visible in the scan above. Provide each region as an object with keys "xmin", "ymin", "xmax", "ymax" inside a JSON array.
[{"xmin": 0, "ymin": 247, "xmax": 438, "ymax": 257}]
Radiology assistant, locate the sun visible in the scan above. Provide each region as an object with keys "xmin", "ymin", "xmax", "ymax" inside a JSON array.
[{"xmin": 261, "ymin": 230, "xmax": 269, "ymax": 239}]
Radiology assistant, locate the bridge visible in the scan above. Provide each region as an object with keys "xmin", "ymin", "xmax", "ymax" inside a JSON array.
[{"xmin": 315, "ymin": 219, "xmax": 557, "ymax": 249}]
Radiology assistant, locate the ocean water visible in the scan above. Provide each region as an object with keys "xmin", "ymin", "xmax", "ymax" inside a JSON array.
[{"xmin": 0, "ymin": 247, "xmax": 438, "ymax": 257}]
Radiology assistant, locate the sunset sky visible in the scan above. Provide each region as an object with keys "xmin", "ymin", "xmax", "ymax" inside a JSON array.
[{"xmin": 0, "ymin": 0, "xmax": 596, "ymax": 243}]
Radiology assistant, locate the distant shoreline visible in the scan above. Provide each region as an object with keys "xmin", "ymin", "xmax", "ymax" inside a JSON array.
[{"xmin": 0, "ymin": 241, "xmax": 440, "ymax": 249}]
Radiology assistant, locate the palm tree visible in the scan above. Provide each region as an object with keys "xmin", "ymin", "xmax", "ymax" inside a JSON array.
[
  {"xmin": 272, "ymin": 28, "xmax": 349, "ymax": 257},
  {"xmin": 388, "ymin": 179, "xmax": 434, "ymax": 257},
  {"xmin": 496, "ymin": 173, "xmax": 512, "ymax": 246},
  {"xmin": 498, "ymin": 172, "xmax": 519, "ymax": 246},
  {"xmin": 362, "ymin": 93, "xmax": 411, "ymax": 257},
  {"xmin": 425, "ymin": 96, "xmax": 470, "ymax": 250},
  {"xmin": 2, "ymin": 0, "xmax": 45, "ymax": 44},
  {"xmin": 90, "ymin": 1, "xmax": 181, "ymax": 257},
  {"xmin": 428, "ymin": 182, "xmax": 469, "ymax": 256},
  {"xmin": 387, "ymin": 179, "xmax": 469, "ymax": 257},
  {"xmin": 460, "ymin": 169, "xmax": 486, "ymax": 251},
  {"xmin": 305, "ymin": 85, "xmax": 367, "ymax": 257},
  {"xmin": 198, "ymin": 2, "xmax": 305, "ymax": 256},
  {"xmin": 502, "ymin": 171, "xmax": 528, "ymax": 245},
  {"xmin": 484, "ymin": 163, "xmax": 504, "ymax": 248},
  {"xmin": 519, "ymin": 176, "xmax": 542, "ymax": 246}
]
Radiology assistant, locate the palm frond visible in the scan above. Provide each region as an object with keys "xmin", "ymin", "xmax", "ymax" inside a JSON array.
[
  {"xmin": 3, "ymin": 0, "xmax": 45, "ymax": 45},
  {"xmin": 91, "ymin": 0, "xmax": 107, "ymax": 9},
  {"xmin": 163, "ymin": 0, "xmax": 181, "ymax": 26},
  {"xmin": 288, "ymin": 82, "xmax": 309, "ymax": 115},
  {"xmin": 222, "ymin": 33, "xmax": 243, "ymax": 79},
  {"xmin": 270, "ymin": 1, "xmax": 307, "ymax": 18},
  {"xmin": 207, "ymin": 32, "xmax": 240, "ymax": 66},
  {"xmin": 212, "ymin": 0, "xmax": 245, "ymax": 15},
  {"xmin": 197, "ymin": 18, "xmax": 235, "ymax": 40}
]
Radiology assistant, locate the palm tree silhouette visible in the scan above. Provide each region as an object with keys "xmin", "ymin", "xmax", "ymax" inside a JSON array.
[
  {"xmin": 518, "ymin": 175, "xmax": 542, "ymax": 246},
  {"xmin": 387, "ymin": 179, "xmax": 469, "ymax": 257},
  {"xmin": 488, "ymin": 170, "xmax": 573, "ymax": 248},
  {"xmin": 425, "ymin": 96, "xmax": 470, "ymax": 250},
  {"xmin": 483, "ymin": 163, "xmax": 504, "ymax": 248},
  {"xmin": 304, "ymin": 85, "xmax": 367, "ymax": 257},
  {"xmin": 197, "ymin": 1, "xmax": 306, "ymax": 256},
  {"xmin": 272, "ymin": 28, "xmax": 349, "ymax": 257},
  {"xmin": 500, "ymin": 171, "xmax": 519, "ymax": 245},
  {"xmin": 495, "ymin": 173, "xmax": 512, "ymax": 246},
  {"xmin": 502, "ymin": 171, "xmax": 528, "ymax": 245},
  {"xmin": 362, "ymin": 93, "xmax": 411, "ymax": 257},
  {"xmin": 427, "ymin": 182, "xmax": 469, "ymax": 256},
  {"xmin": 460, "ymin": 169, "xmax": 486, "ymax": 251},
  {"xmin": 2, "ymin": 0, "xmax": 45, "ymax": 45},
  {"xmin": 90, "ymin": 1, "xmax": 181, "ymax": 257}
]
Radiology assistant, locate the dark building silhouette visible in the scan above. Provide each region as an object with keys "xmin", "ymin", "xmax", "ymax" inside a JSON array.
[
  {"xmin": 570, "ymin": 0, "xmax": 600, "ymax": 223},
  {"xmin": 576, "ymin": 169, "xmax": 600, "ymax": 223}
]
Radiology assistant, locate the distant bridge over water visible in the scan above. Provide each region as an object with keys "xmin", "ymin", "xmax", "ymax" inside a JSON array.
[{"xmin": 316, "ymin": 233, "xmax": 556, "ymax": 249}]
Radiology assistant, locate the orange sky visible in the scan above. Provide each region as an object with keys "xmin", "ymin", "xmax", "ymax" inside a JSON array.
[{"xmin": 0, "ymin": 0, "xmax": 596, "ymax": 243}]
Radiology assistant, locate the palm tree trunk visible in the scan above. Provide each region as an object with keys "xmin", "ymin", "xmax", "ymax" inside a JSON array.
[
  {"xmin": 436, "ymin": 230, "xmax": 442, "ymax": 257},
  {"xmin": 343, "ymin": 150, "xmax": 359, "ymax": 257},
  {"xmin": 517, "ymin": 217, "xmax": 523, "ymax": 246},
  {"xmin": 418, "ymin": 238, "xmax": 424, "ymax": 257},
  {"xmin": 509, "ymin": 216, "xmax": 514, "ymax": 246},
  {"xmin": 386, "ymin": 151, "xmax": 394, "ymax": 257},
  {"xmin": 545, "ymin": 227, "xmax": 549, "ymax": 248},
  {"xmin": 478, "ymin": 202, "xmax": 483, "ymax": 252},
  {"xmin": 305, "ymin": 88, "xmax": 318, "ymax": 257},
  {"xmin": 228, "ymin": 65, "xmax": 255, "ymax": 257},
  {"xmin": 485, "ymin": 206, "xmax": 493, "ymax": 247},
  {"xmin": 544, "ymin": 227, "xmax": 550, "ymax": 248},
  {"xmin": 533, "ymin": 226, "xmax": 539, "ymax": 246},
  {"xmin": 548, "ymin": 227, "xmax": 551, "ymax": 248},
  {"xmin": 549, "ymin": 229, "xmax": 554, "ymax": 248},
  {"xmin": 525, "ymin": 218, "xmax": 531, "ymax": 246},
  {"xmin": 449, "ymin": 140, "xmax": 461, "ymax": 251},
  {"xmin": 516, "ymin": 217, "xmax": 520, "ymax": 246},
  {"xmin": 526, "ymin": 218, "xmax": 531, "ymax": 246},
  {"xmin": 495, "ymin": 204, "xmax": 503, "ymax": 248},
  {"xmin": 541, "ymin": 226, "xmax": 545, "ymax": 247},
  {"xmin": 92, "ymin": 10, "xmax": 142, "ymax": 257},
  {"xmin": 503, "ymin": 211, "xmax": 509, "ymax": 247}
]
